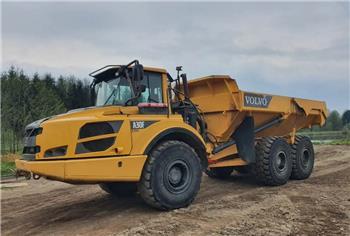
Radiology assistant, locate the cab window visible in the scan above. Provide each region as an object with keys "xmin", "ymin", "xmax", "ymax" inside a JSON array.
[{"xmin": 139, "ymin": 72, "xmax": 163, "ymax": 103}]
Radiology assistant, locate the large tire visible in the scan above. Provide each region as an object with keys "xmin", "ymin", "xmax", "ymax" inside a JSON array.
[
  {"xmin": 138, "ymin": 140, "xmax": 202, "ymax": 210},
  {"xmin": 205, "ymin": 167, "xmax": 234, "ymax": 179},
  {"xmin": 99, "ymin": 182, "xmax": 137, "ymax": 197},
  {"xmin": 254, "ymin": 137, "xmax": 292, "ymax": 186},
  {"xmin": 290, "ymin": 135, "xmax": 314, "ymax": 180}
]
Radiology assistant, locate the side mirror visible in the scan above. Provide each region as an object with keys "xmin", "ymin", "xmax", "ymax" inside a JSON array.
[{"xmin": 133, "ymin": 64, "xmax": 144, "ymax": 81}]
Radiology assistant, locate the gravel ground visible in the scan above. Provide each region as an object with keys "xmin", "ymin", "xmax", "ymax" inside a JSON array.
[{"xmin": 1, "ymin": 145, "xmax": 349, "ymax": 236}]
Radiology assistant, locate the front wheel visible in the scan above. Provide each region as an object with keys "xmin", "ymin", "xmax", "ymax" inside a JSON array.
[{"xmin": 138, "ymin": 140, "xmax": 202, "ymax": 210}]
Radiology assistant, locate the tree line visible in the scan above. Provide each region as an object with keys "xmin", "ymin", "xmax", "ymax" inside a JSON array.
[
  {"xmin": 1, "ymin": 67, "xmax": 349, "ymax": 154},
  {"xmin": 1, "ymin": 67, "xmax": 92, "ymax": 153},
  {"xmin": 309, "ymin": 110, "xmax": 350, "ymax": 132}
]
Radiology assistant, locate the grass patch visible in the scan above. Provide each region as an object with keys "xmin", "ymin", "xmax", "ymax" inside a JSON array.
[
  {"xmin": 1, "ymin": 161, "xmax": 16, "ymax": 177},
  {"xmin": 1, "ymin": 153, "xmax": 21, "ymax": 162},
  {"xmin": 328, "ymin": 140, "xmax": 350, "ymax": 145},
  {"xmin": 299, "ymin": 130, "xmax": 349, "ymax": 141},
  {"xmin": 312, "ymin": 140, "xmax": 350, "ymax": 145},
  {"xmin": 1, "ymin": 154, "xmax": 20, "ymax": 177}
]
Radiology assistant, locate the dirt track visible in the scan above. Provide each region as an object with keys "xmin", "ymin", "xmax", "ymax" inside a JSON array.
[{"xmin": 1, "ymin": 145, "xmax": 350, "ymax": 236}]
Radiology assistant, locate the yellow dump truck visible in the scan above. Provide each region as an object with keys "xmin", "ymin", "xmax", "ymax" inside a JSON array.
[{"xmin": 16, "ymin": 60, "xmax": 327, "ymax": 210}]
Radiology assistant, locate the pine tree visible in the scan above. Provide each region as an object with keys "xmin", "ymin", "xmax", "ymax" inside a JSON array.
[
  {"xmin": 342, "ymin": 110, "xmax": 350, "ymax": 126},
  {"xmin": 324, "ymin": 111, "xmax": 343, "ymax": 131}
]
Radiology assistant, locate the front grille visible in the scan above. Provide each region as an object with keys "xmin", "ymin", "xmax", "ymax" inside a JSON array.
[
  {"xmin": 78, "ymin": 121, "xmax": 122, "ymax": 139},
  {"xmin": 75, "ymin": 137, "xmax": 115, "ymax": 154},
  {"xmin": 44, "ymin": 146, "xmax": 67, "ymax": 157},
  {"xmin": 23, "ymin": 146, "xmax": 41, "ymax": 154}
]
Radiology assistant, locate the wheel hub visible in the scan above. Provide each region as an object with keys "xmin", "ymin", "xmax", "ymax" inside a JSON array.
[
  {"xmin": 301, "ymin": 149, "xmax": 310, "ymax": 167},
  {"xmin": 276, "ymin": 151, "xmax": 287, "ymax": 171},
  {"xmin": 164, "ymin": 160, "xmax": 191, "ymax": 194},
  {"xmin": 168, "ymin": 166, "xmax": 182, "ymax": 185}
]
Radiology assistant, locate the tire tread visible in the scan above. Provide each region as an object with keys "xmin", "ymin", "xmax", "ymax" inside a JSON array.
[
  {"xmin": 290, "ymin": 135, "xmax": 314, "ymax": 180},
  {"xmin": 138, "ymin": 140, "xmax": 201, "ymax": 210},
  {"xmin": 254, "ymin": 136, "xmax": 291, "ymax": 186}
]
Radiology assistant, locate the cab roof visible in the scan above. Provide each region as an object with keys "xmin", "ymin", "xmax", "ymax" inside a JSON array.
[{"xmin": 89, "ymin": 65, "xmax": 167, "ymax": 80}]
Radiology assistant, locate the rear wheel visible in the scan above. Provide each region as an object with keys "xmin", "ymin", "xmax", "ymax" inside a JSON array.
[
  {"xmin": 290, "ymin": 135, "xmax": 314, "ymax": 180},
  {"xmin": 254, "ymin": 137, "xmax": 292, "ymax": 186},
  {"xmin": 205, "ymin": 167, "xmax": 234, "ymax": 179},
  {"xmin": 138, "ymin": 140, "xmax": 202, "ymax": 210},
  {"xmin": 99, "ymin": 182, "xmax": 137, "ymax": 197}
]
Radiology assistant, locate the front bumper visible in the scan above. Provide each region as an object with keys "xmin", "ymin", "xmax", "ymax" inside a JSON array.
[{"xmin": 15, "ymin": 155, "xmax": 147, "ymax": 183}]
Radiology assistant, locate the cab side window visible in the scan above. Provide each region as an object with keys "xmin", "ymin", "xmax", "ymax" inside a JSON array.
[{"xmin": 139, "ymin": 72, "xmax": 163, "ymax": 103}]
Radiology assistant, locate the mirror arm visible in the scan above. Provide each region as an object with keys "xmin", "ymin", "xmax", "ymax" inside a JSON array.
[{"xmin": 90, "ymin": 83, "xmax": 96, "ymax": 106}]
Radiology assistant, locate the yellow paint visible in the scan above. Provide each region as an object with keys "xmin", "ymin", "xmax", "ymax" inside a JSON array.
[
  {"xmin": 35, "ymin": 109, "xmax": 133, "ymax": 159},
  {"xmin": 16, "ymin": 158, "xmax": 65, "ymax": 180},
  {"xmin": 209, "ymin": 158, "xmax": 247, "ymax": 168},
  {"xmin": 187, "ymin": 76, "xmax": 327, "ymax": 143},
  {"xmin": 209, "ymin": 144, "xmax": 238, "ymax": 161},
  {"xmin": 129, "ymin": 115, "xmax": 205, "ymax": 155},
  {"xmin": 16, "ymin": 155, "xmax": 147, "ymax": 182}
]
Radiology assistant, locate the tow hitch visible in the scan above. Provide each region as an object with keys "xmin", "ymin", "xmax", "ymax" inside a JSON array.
[{"xmin": 15, "ymin": 169, "xmax": 31, "ymax": 180}]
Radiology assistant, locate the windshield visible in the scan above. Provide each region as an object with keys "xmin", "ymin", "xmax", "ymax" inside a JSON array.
[
  {"xmin": 94, "ymin": 72, "xmax": 163, "ymax": 106},
  {"xmin": 95, "ymin": 77, "xmax": 133, "ymax": 106}
]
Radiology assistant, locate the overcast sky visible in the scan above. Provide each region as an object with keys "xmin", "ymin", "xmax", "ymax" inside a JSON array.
[{"xmin": 1, "ymin": 2, "xmax": 349, "ymax": 112}]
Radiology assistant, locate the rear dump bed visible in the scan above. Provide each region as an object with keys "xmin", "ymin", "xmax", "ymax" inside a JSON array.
[{"xmin": 187, "ymin": 76, "xmax": 327, "ymax": 143}]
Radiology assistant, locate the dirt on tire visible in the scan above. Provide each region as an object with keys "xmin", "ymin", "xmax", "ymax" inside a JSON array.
[{"xmin": 1, "ymin": 145, "xmax": 349, "ymax": 236}]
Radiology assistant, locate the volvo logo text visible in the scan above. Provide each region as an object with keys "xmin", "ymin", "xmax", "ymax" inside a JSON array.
[{"xmin": 244, "ymin": 93, "xmax": 272, "ymax": 108}]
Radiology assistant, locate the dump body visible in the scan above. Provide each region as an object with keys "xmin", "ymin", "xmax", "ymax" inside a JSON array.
[{"xmin": 188, "ymin": 75, "xmax": 327, "ymax": 143}]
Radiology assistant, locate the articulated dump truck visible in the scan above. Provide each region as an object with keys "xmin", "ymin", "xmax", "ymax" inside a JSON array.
[{"xmin": 16, "ymin": 60, "xmax": 327, "ymax": 210}]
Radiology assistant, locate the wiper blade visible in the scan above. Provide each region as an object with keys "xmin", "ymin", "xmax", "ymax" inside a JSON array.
[
  {"xmin": 103, "ymin": 87, "xmax": 118, "ymax": 105},
  {"xmin": 103, "ymin": 77, "xmax": 122, "ymax": 105}
]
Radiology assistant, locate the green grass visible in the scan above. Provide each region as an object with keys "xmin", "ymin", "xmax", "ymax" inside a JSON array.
[
  {"xmin": 1, "ymin": 161, "xmax": 16, "ymax": 177},
  {"xmin": 312, "ymin": 139, "xmax": 350, "ymax": 145},
  {"xmin": 328, "ymin": 140, "xmax": 350, "ymax": 145},
  {"xmin": 299, "ymin": 131, "xmax": 349, "ymax": 141}
]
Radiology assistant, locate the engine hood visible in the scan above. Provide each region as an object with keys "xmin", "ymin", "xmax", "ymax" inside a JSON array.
[
  {"xmin": 41, "ymin": 105, "xmax": 140, "ymax": 123},
  {"xmin": 50, "ymin": 106, "xmax": 122, "ymax": 121},
  {"xmin": 23, "ymin": 105, "xmax": 135, "ymax": 160}
]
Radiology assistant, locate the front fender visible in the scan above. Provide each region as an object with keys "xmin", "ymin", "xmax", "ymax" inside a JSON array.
[{"xmin": 129, "ymin": 116, "xmax": 208, "ymax": 168}]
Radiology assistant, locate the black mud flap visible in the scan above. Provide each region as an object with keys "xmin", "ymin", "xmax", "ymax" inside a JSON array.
[{"xmin": 233, "ymin": 116, "xmax": 255, "ymax": 164}]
